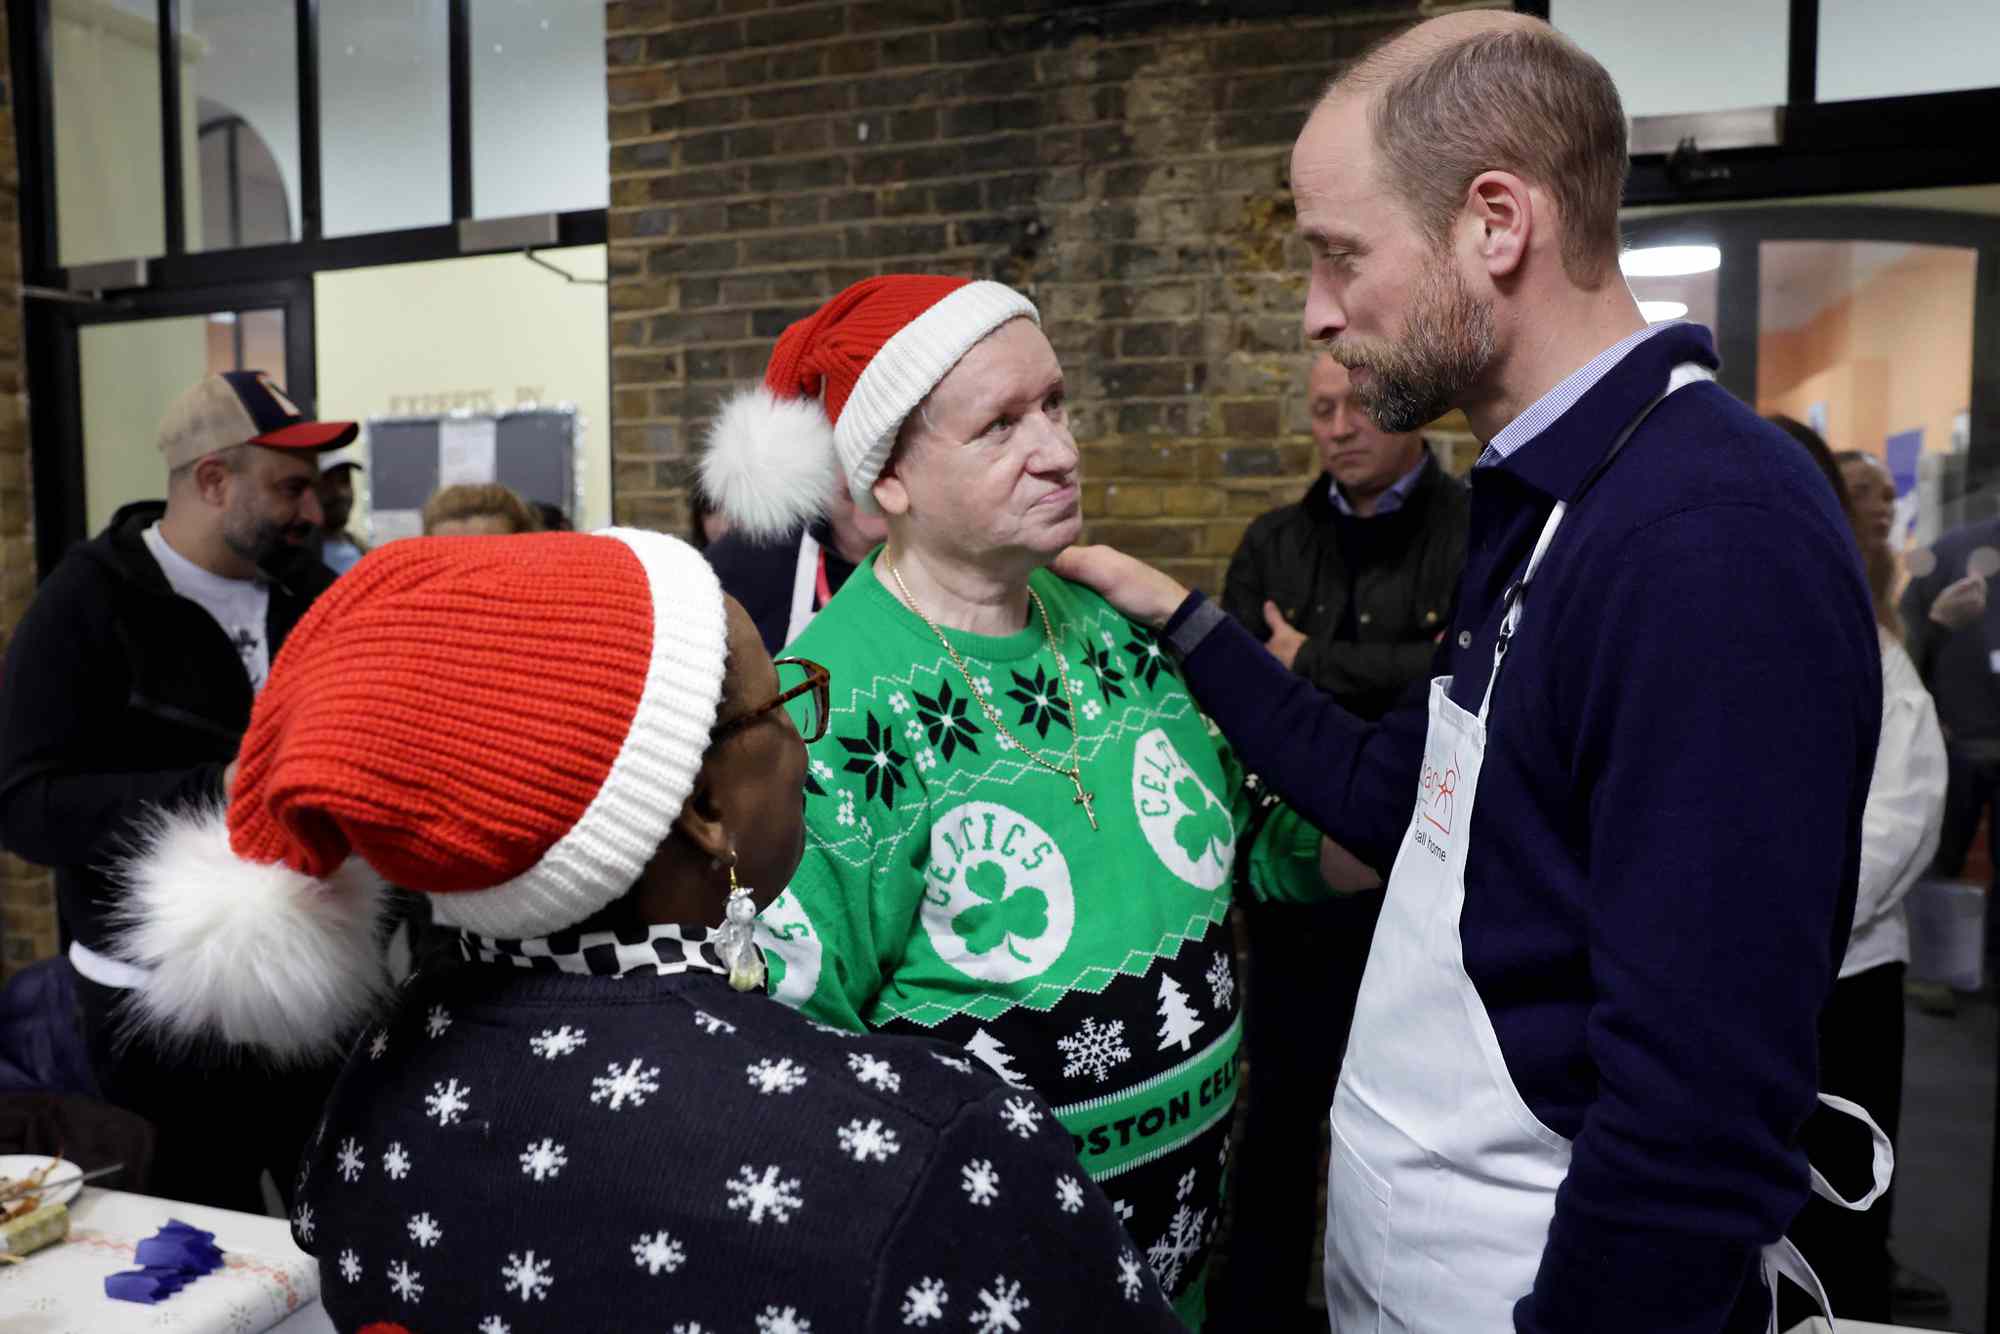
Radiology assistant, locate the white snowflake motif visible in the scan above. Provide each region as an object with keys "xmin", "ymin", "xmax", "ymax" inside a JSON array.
[
  {"xmin": 387, "ymin": 1259, "xmax": 424, "ymax": 1303},
  {"xmin": 423, "ymin": 1078, "xmax": 471, "ymax": 1126},
  {"xmin": 382, "ymin": 1142, "xmax": 411, "ymax": 1180},
  {"xmin": 1144, "ymin": 1203, "xmax": 1209, "ymax": 1294},
  {"xmin": 406, "ymin": 1212, "xmax": 442, "ymax": 1248},
  {"xmin": 1205, "ymin": 953, "xmax": 1235, "ymax": 1013},
  {"xmin": 807, "ymin": 1019, "xmax": 854, "ymax": 1037},
  {"xmin": 501, "ymin": 1250, "xmax": 554, "ymax": 1302},
  {"xmin": 1056, "ymin": 1175, "xmax": 1085, "ymax": 1214},
  {"xmin": 337, "ymin": 1249, "xmax": 361, "ymax": 1284},
  {"xmin": 518, "ymin": 1137, "xmax": 569, "ymax": 1182},
  {"xmin": 693, "ymin": 1009, "xmax": 737, "ymax": 1035},
  {"xmin": 1112, "ymin": 1198, "xmax": 1135, "ymax": 1223},
  {"xmin": 293, "ymin": 1201, "xmax": 315, "ymax": 1241},
  {"xmin": 367, "ymin": 1030, "xmax": 388, "ymax": 1060},
  {"xmin": 477, "ymin": 1320, "xmax": 511, "ymax": 1334},
  {"xmin": 1100, "ymin": 630, "xmax": 1116, "ymax": 649},
  {"xmin": 335, "ymin": 1137, "xmax": 365, "ymax": 1182},
  {"xmin": 836, "ymin": 792, "xmax": 858, "ymax": 827},
  {"xmin": 904, "ymin": 718, "xmax": 925, "ymax": 743},
  {"xmin": 932, "ymin": 1051, "xmax": 974, "ymax": 1074},
  {"xmin": 901, "ymin": 1275, "xmax": 949, "ymax": 1325},
  {"xmin": 914, "ymin": 747, "xmax": 937, "ymax": 772},
  {"xmin": 756, "ymin": 1307, "xmax": 812, "ymax": 1334},
  {"xmin": 746, "ymin": 1057, "xmax": 808, "ymax": 1094},
  {"xmin": 1117, "ymin": 1249, "xmax": 1146, "ymax": 1302},
  {"xmin": 670, "ymin": 1326, "xmax": 708, "ymax": 1334},
  {"xmin": 960, "ymin": 1158, "xmax": 1001, "ymax": 1206},
  {"xmin": 972, "ymin": 1276, "xmax": 1029, "ymax": 1333},
  {"xmin": 591, "ymin": 1057, "xmax": 663, "ymax": 1110},
  {"xmin": 1057, "ymin": 1017, "xmax": 1133, "ymax": 1083},
  {"xmin": 425, "ymin": 1005, "xmax": 452, "ymax": 1038},
  {"xmin": 848, "ymin": 1051, "xmax": 901, "ymax": 1092},
  {"xmin": 837, "ymin": 1117, "xmax": 903, "ymax": 1164},
  {"xmin": 529, "ymin": 1025, "xmax": 587, "ymax": 1059},
  {"xmin": 889, "ymin": 691, "xmax": 911, "ymax": 715},
  {"xmin": 630, "ymin": 1230, "xmax": 686, "ymax": 1276},
  {"xmin": 726, "ymin": 1164, "xmax": 804, "ymax": 1224},
  {"xmin": 995, "ymin": 733, "xmax": 1017, "ymax": 751},
  {"xmin": 999, "ymin": 1097, "xmax": 1043, "ymax": 1139},
  {"xmin": 810, "ymin": 757, "xmax": 835, "ymax": 784},
  {"xmin": 972, "ymin": 675, "xmax": 993, "ymax": 696},
  {"xmin": 1176, "ymin": 1168, "xmax": 1197, "ymax": 1202},
  {"xmin": 1082, "ymin": 698, "xmax": 1104, "ymax": 722}
]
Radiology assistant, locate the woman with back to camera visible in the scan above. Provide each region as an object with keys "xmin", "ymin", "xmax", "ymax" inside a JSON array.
[
  {"xmin": 106, "ymin": 528, "xmax": 1179, "ymax": 1332},
  {"xmin": 1769, "ymin": 414, "xmax": 1945, "ymax": 1323}
]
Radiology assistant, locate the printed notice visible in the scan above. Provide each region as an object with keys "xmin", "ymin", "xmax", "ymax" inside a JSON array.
[{"xmin": 438, "ymin": 418, "xmax": 498, "ymax": 487}]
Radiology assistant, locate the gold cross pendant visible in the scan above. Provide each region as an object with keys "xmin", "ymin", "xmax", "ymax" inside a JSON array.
[{"xmin": 1073, "ymin": 781, "xmax": 1099, "ymax": 831}]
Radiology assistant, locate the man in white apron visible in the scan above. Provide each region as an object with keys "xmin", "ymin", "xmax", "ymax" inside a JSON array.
[
  {"xmin": 700, "ymin": 468, "xmax": 888, "ymax": 653},
  {"xmin": 1058, "ymin": 12, "xmax": 1889, "ymax": 1332}
]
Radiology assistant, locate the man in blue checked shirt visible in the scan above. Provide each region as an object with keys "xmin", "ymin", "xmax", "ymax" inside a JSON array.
[{"xmin": 1059, "ymin": 11, "xmax": 1885, "ymax": 1334}]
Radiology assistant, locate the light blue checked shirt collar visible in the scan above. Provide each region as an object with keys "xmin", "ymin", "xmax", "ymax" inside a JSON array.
[
  {"xmin": 1328, "ymin": 449, "xmax": 1429, "ymax": 517},
  {"xmin": 1476, "ymin": 321, "xmax": 1684, "ymax": 469}
]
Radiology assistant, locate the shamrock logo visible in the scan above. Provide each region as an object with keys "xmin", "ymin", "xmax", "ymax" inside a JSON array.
[
  {"xmin": 951, "ymin": 860, "xmax": 1050, "ymax": 964},
  {"xmin": 912, "ymin": 679, "xmax": 981, "ymax": 762},
  {"xmin": 1171, "ymin": 776, "xmax": 1231, "ymax": 866},
  {"xmin": 1004, "ymin": 666, "xmax": 1073, "ymax": 738},
  {"xmin": 837, "ymin": 712, "xmax": 909, "ymax": 809}
]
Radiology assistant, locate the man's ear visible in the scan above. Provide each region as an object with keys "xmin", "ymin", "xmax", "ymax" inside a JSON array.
[
  {"xmin": 192, "ymin": 454, "xmax": 235, "ymax": 507},
  {"xmin": 1465, "ymin": 169, "xmax": 1533, "ymax": 280},
  {"xmin": 671, "ymin": 766, "xmax": 733, "ymax": 865}
]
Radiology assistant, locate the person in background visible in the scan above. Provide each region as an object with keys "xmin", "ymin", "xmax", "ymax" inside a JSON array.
[
  {"xmin": 692, "ymin": 488, "xmax": 731, "ymax": 550},
  {"xmin": 0, "ymin": 370, "xmax": 354, "ymax": 1211},
  {"xmin": 1770, "ymin": 416, "xmax": 1946, "ymax": 1324},
  {"xmin": 699, "ymin": 467, "xmax": 890, "ymax": 654},
  {"xmin": 108, "ymin": 529, "xmax": 1180, "ymax": 1333},
  {"xmin": 316, "ymin": 451, "xmax": 368, "ymax": 575},
  {"xmin": 421, "ymin": 482, "xmax": 542, "ymax": 537},
  {"xmin": 532, "ymin": 500, "xmax": 572, "ymax": 532},
  {"xmin": 1213, "ymin": 351, "xmax": 1468, "ymax": 1331}
]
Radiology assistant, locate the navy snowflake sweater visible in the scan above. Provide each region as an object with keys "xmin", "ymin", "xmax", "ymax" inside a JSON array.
[{"xmin": 291, "ymin": 937, "xmax": 1180, "ymax": 1333}]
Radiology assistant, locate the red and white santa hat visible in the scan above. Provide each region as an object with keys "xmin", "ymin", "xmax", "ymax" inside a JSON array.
[
  {"xmin": 700, "ymin": 274, "xmax": 1039, "ymax": 538},
  {"xmin": 109, "ymin": 529, "xmax": 729, "ymax": 1062}
]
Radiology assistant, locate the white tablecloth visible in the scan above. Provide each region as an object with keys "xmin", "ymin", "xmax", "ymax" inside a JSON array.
[{"xmin": 0, "ymin": 1187, "xmax": 332, "ymax": 1333}]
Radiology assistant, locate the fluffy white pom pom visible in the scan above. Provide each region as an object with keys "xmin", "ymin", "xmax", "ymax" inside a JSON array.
[
  {"xmin": 107, "ymin": 803, "xmax": 391, "ymax": 1064},
  {"xmin": 699, "ymin": 387, "xmax": 838, "ymax": 540}
]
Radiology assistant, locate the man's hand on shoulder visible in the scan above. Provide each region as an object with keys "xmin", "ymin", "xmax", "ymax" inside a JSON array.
[
  {"xmin": 1050, "ymin": 545, "xmax": 1190, "ymax": 631},
  {"xmin": 1929, "ymin": 573, "xmax": 1987, "ymax": 631},
  {"xmin": 1261, "ymin": 602, "xmax": 1307, "ymax": 669}
]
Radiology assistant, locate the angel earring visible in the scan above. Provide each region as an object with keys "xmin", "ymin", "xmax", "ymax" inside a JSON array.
[{"xmin": 716, "ymin": 851, "xmax": 766, "ymax": 993}]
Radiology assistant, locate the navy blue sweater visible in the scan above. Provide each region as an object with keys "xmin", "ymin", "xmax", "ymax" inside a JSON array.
[{"xmin": 1167, "ymin": 324, "xmax": 1879, "ymax": 1334}]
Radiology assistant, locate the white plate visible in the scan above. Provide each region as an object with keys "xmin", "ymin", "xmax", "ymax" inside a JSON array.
[{"xmin": 0, "ymin": 1154, "xmax": 85, "ymax": 1210}]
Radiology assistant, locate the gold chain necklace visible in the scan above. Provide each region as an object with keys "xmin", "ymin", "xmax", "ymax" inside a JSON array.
[{"xmin": 886, "ymin": 558, "xmax": 1098, "ymax": 831}]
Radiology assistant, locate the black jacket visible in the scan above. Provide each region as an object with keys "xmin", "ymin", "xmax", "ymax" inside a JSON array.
[
  {"xmin": 0, "ymin": 501, "xmax": 335, "ymax": 954},
  {"xmin": 1222, "ymin": 449, "xmax": 1470, "ymax": 719},
  {"xmin": 1902, "ymin": 515, "xmax": 2000, "ymax": 744},
  {"xmin": 704, "ymin": 519, "xmax": 860, "ymax": 655}
]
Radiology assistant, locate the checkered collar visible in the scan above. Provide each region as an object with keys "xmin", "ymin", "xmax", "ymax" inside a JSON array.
[{"xmin": 458, "ymin": 921, "xmax": 742, "ymax": 979}]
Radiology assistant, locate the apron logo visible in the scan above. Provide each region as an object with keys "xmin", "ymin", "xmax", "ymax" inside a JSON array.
[
  {"xmin": 1419, "ymin": 750, "xmax": 1459, "ymax": 837},
  {"xmin": 921, "ymin": 802, "xmax": 1076, "ymax": 984},
  {"xmin": 1132, "ymin": 729, "xmax": 1236, "ymax": 890},
  {"xmin": 753, "ymin": 888, "xmax": 824, "ymax": 1007}
]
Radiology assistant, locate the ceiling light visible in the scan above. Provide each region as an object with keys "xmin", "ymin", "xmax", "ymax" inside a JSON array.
[
  {"xmin": 207, "ymin": 312, "xmax": 238, "ymax": 325},
  {"xmin": 1639, "ymin": 301, "xmax": 1689, "ymax": 323},
  {"xmin": 1621, "ymin": 245, "xmax": 1721, "ymax": 277}
]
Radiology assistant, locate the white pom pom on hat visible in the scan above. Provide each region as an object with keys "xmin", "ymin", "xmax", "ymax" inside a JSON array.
[{"xmin": 700, "ymin": 275, "xmax": 1039, "ymax": 540}]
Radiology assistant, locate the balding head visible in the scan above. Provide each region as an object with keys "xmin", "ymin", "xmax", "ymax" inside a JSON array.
[{"xmin": 1313, "ymin": 12, "xmax": 1627, "ymax": 288}]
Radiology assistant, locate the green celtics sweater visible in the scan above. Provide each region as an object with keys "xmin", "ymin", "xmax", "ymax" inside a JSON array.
[{"xmin": 756, "ymin": 552, "xmax": 1321, "ymax": 1329}]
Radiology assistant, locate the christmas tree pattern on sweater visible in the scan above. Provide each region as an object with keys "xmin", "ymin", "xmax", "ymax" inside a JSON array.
[{"xmin": 760, "ymin": 554, "xmax": 1321, "ymax": 1326}]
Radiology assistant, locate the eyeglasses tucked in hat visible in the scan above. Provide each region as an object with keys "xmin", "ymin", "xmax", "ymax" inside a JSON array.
[{"xmin": 156, "ymin": 370, "xmax": 359, "ymax": 472}]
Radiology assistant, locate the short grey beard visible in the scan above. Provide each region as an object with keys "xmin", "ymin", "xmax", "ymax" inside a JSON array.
[{"xmin": 1335, "ymin": 258, "xmax": 1497, "ymax": 434}]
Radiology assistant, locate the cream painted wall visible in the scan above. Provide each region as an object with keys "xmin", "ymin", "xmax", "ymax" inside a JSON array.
[
  {"xmin": 79, "ymin": 316, "xmax": 209, "ymax": 535},
  {"xmin": 313, "ymin": 246, "xmax": 611, "ymax": 535}
]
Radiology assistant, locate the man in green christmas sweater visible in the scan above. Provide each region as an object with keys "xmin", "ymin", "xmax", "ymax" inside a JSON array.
[{"xmin": 700, "ymin": 275, "xmax": 1325, "ymax": 1329}]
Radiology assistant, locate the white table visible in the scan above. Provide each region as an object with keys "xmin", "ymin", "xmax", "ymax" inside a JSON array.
[
  {"xmin": 1785, "ymin": 1320, "xmax": 1960, "ymax": 1333},
  {"xmin": 0, "ymin": 1187, "xmax": 332, "ymax": 1333}
]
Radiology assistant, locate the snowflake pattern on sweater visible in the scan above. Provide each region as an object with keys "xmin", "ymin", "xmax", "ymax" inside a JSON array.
[
  {"xmin": 292, "ymin": 939, "xmax": 1179, "ymax": 1333},
  {"xmin": 760, "ymin": 556, "xmax": 1318, "ymax": 1325}
]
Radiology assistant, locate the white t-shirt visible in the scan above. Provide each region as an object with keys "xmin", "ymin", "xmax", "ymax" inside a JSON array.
[{"xmin": 142, "ymin": 523, "xmax": 273, "ymax": 691}]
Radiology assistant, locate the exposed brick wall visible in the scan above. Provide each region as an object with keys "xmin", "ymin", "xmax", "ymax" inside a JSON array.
[
  {"xmin": 606, "ymin": 0, "xmax": 1490, "ymax": 589},
  {"xmin": 0, "ymin": 7, "xmax": 55, "ymax": 979}
]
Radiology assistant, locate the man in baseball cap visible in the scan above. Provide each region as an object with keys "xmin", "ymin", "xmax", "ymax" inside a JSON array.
[{"xmin": 0, "ymin": 369, "xmax": 356, "ymax": 1211}]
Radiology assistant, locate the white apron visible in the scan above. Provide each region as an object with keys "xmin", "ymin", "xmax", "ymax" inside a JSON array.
[
  {"xmin": 784, "ymin": 531, "xmax": 822, "ymax": 647},
  {"xmin": 1324, "ymin": 365, "xmax": 1893, "ymax": 1332}
]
